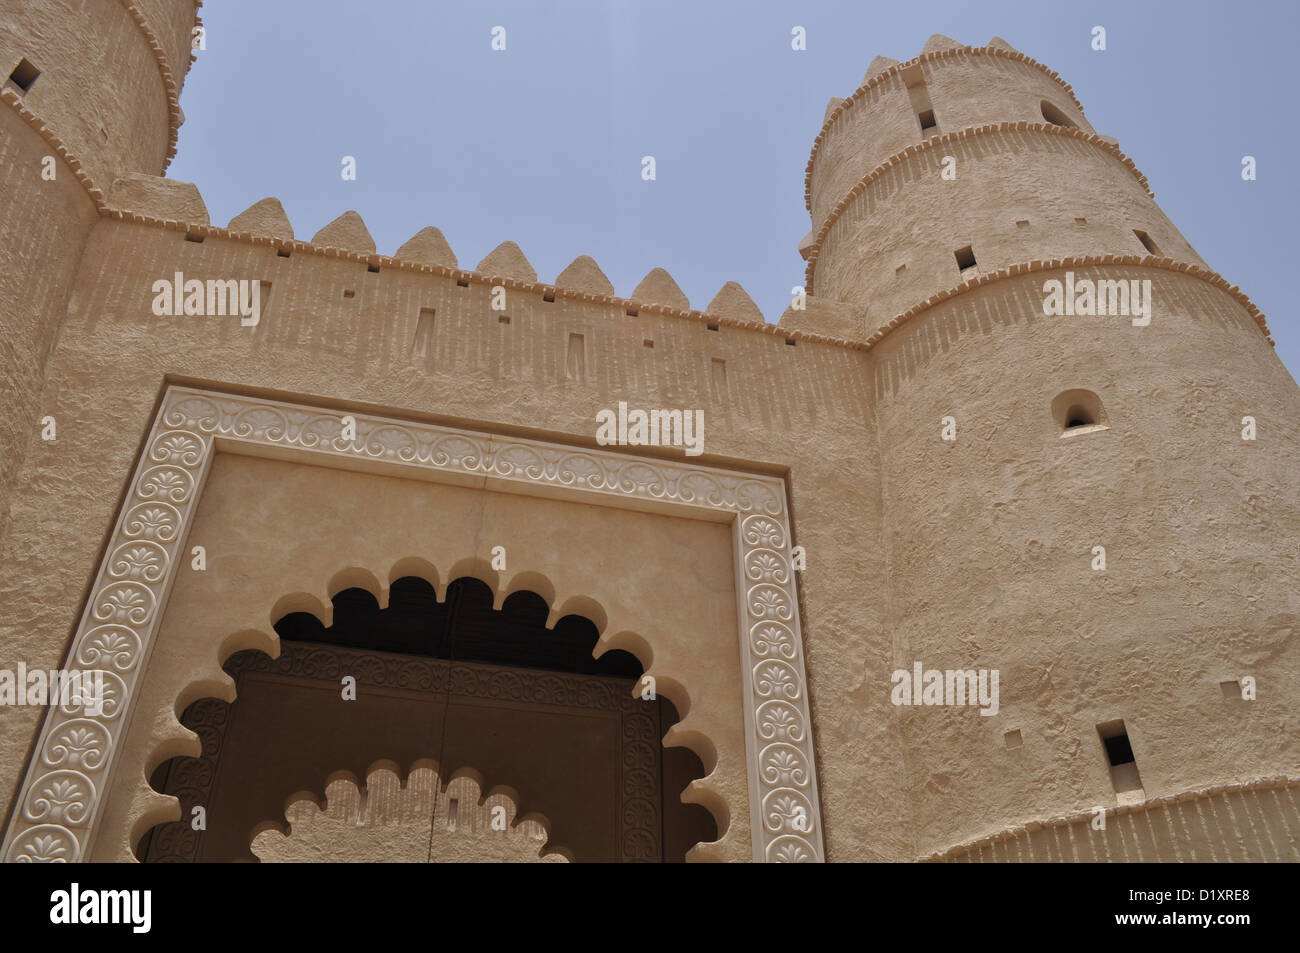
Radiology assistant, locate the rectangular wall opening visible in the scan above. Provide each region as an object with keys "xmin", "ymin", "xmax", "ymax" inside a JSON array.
[
  {"xmin": 566, "ymin": 333, "xmax": 586, "ymax": 380},
  {"xmin": 1097, "ymin": 719, "xmax": 1144, "ymax": 800},
  {"xmin": 954, "ymin": 245, "xmax": 976, "ymax": 271},
  {"xmin": 410, "ymin": 307, "xmax": 435, "ymax": 361},
  {"xmin": 901, "ymin": 65, "xmax": 938, "ymax": 137},
  {"xmin": 7, "ymin": 57, "xmax": 39, "ymax": 93}
]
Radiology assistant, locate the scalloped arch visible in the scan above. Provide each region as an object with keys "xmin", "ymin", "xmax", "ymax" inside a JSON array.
[{"xmin": 250, "ymin": 762, "xmax": 571, "ymax": 863}]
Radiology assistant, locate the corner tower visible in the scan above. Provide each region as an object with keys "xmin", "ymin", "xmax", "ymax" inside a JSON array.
[
  {"xmin": 821, "ymin": 36, "xmax": 1300, "ymax": 858},
  {"xmin": 0, "ymin": 0, "xmax": 201, "ymax": 545},
  {"xmin": 0, "ymin": 0, "xmax": 200, "ymax": 185},
  {"xmin": 804, "ymin": 34, "xmax": 1209, "ymax": 329}
]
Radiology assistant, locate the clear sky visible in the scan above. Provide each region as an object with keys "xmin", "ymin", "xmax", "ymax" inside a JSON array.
[{"xmin": 170, "ymin": 0, "xmax": 1300, "ymax": 380}]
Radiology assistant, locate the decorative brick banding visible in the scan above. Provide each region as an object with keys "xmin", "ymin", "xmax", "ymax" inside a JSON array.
[
  {"xmin": 803, "ymin": 121, "xmax": 1155, "ymax": 291},
  {"xmin": 804, "ymin": 45, "xmax": 1088, "ymax": 212},
  {"xmin": 117, "ymin": 1, "xmax": 187, "ymax": 172},
  {"xmin": 1, "ymin": 93, "xmax": 1272, "ymax": 353}
]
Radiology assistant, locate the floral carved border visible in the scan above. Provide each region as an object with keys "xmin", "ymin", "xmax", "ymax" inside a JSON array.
[{"xmin": 2, "ymin": 385, "xmax": 824, "ymax": 863}]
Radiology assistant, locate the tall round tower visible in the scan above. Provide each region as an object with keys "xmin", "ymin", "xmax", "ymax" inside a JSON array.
[
  {"xmin": 812, "ymin": 35, "xmax": 1300, "ymax": 859},
  {"xmin": 0, "ymin": 0, "xmax": 201, "ymax": 543}
]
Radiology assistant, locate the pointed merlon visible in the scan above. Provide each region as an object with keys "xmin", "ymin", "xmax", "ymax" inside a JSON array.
[
  {"xmin": 798, "ymin": 231, "xmax": 816, "ymax": 262},
  {"xmin": 106, "ymin": 172, "xmax": 209, "ymax": 224},
  {"xmin": 706, "ymin": 281, "xmax": 764, "ymax": 324},
  {"xmin": 228, "ymin": 197, "xmax": 293, "ymax": 240},
  {"xmin": 987, "ymin": 36, "xmax": 1019, "ymax": 53},
  {"xmin": 862, "ymin": 55, "xmax": 899, "ymax": 84},
  {"xmin": 397, "ymin": 226, "xmax": 457, "ymax": 269},
  {"xmin": 312, "ymin": 210, "xmax": 375, "ymax": 254},
  {"xmin": 554, "ymin": 255, "xmax": 614, "ymax": 296},
  {"xmin": 476, "ymin": 241, "xmax": 536, "ymax": 283},
  {"xmin": 922, "ymin": 34, "xmax": 963, "ymax": 55},
  {"xmin": 631, "ymin": 267, "xmax": 689, "ymax": 312},
  {"xmin": 824, "ymin": 97, "xmax": 844, "ymax": 122}
]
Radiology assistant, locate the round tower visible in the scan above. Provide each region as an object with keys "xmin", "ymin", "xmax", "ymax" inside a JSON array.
[
  {"xmin": 0, "ymin": 0, "xmax": 201, "ymax": 188},
  {"xmin": 817, "ymin": 36, "xmax": 1300, "ymax": 858},
  {"xmin": 0, "ymin": 0, "xmax": 200, "ymax": 544}
]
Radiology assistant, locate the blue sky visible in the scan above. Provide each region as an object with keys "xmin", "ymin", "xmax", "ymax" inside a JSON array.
[{"xmin": 171, "ymin": 0, "xmax": 1300, "ymax": 380}]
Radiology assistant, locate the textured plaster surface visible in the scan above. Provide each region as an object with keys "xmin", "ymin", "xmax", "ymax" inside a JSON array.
[{"xmin": 1, "ymin": 11, "xmax": 1297, "ymax": 861}]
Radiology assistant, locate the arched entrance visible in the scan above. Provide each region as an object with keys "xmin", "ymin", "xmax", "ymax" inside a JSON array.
[{"xmin": 137, "ymin": 575, "xmax": 717, "ymax": 862}]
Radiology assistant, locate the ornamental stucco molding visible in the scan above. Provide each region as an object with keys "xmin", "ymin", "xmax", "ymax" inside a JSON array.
[{"xmin": 2, "ymin": 385, "xmax": 825, "ymax": 863}]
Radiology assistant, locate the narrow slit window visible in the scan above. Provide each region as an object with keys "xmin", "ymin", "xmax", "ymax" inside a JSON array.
[
  {"xmin": 1097, "ymin": 720, "xmax": 1143, "ymax": 797},
  {"xmin": 1134, "ymin": 229, "xmax": 1161, "ymax": 256},
  {"xmin": 954, "ymin": 245, "xmax": 976, "ymax": 271},
  {"xmin": 901, "ymin": 66, "xmax": 937, "ymax": 137},
  {"xmin": 410, "ymin": 307, "xmax": 435, "ymax": 360},
  {"xmin": 7, "ymin": 58, "xmax": 39, "ymax": 93},
  {"xmin": 566, "ymin": 333, "xmax": 585, "ymax": 380}
]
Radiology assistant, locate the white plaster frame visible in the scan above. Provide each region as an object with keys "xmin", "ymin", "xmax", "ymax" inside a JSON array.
[{"xmin": 3, "ymin": 385, "xmax": 824, "ymax": 863}]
